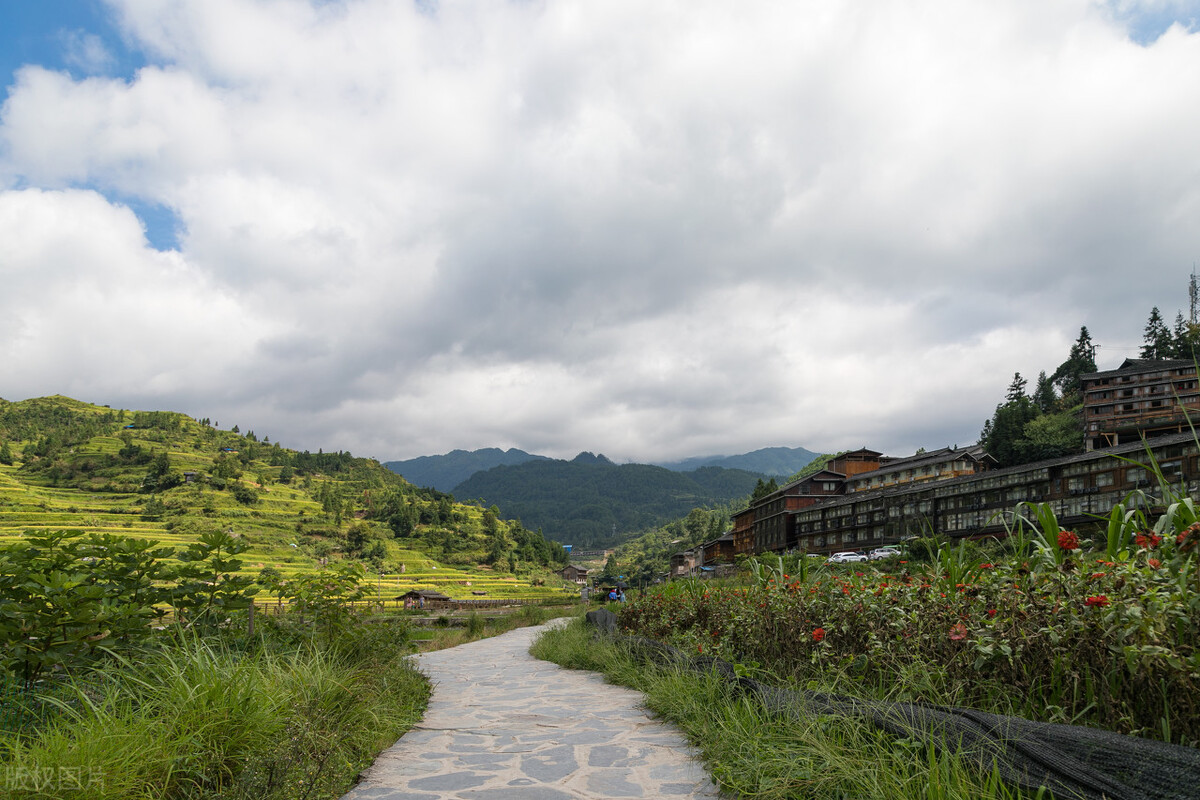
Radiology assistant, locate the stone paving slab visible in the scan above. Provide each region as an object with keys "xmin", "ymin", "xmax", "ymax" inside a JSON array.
[{"xmin": 340, "ymin": 620, "xmax": 725, "ymax": 800}]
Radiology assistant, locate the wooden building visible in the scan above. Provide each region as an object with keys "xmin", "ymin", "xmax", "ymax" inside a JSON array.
[
  {"xmin": 790, "ymin": 432, "xmax": 1199, "ymax": 554},
  {"xmin": 845, "ymin": 445, "xmax": 995, "ymax": 493},
  {"xmin": 1082, "ymin": 358, "xmax": 1200, "ymax": 451},
  {"xmin": 560, "ymin": 565, "xmax": 590, "ymax": 585},
  {"xmin": 748, "ymin": 449, "xmax": 884, "ymax": 554},
  {"xmin": 669, "ymin": 546, "xmax": 704, "ymax": 578},
  {"xmin": 701, "ymin": 532, "xmax": 736, "ymax": 565}
]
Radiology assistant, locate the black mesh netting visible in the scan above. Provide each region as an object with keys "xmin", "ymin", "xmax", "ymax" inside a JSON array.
[{"xmin": 584, "ymin": 608, "xmax": 1200, "ymax": 800}]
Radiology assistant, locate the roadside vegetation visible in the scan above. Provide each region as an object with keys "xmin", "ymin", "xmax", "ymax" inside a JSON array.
[
  {"xmin": 532, "ymin": 620, "xmax": 1028, "ymax": 800},
  {"xmin": 0, "ymin": 525, "xmax": 577, "ymax": 799},
  {"xmin": 536, "ymin": 485, "xmax": 1200, "ymax": 798}
]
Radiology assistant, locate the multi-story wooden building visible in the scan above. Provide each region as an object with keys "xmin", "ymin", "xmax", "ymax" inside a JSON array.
[
  {"xmin": 790, "ymin": 432, "xmax": 1198, "ymax": 553},
  {"xmin": 670, "ymin": 359, "xmax": 1200, "ymax": 572},
  {"xmin": 845, "ymin": 445, "xmax": 995, "ymax": 493},
  {"xmin": 732, "ymin": 506, "xmax": 755, "ymax": 556},
  {"xmin": 747, "ymin": 448, "xmax": 883, "ymax": 554},
  {"xmin": 1082, "ymin": 358, "xmax": 1200, "ymax": 451},
  {"xmin": 701, "ymin": 532, "xmax": 736, "ymax": 565}
]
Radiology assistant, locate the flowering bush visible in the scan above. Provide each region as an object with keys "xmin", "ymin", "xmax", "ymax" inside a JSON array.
[{"xmin": 618, "ymin": 504, "xmax": 1200, "ymax": 746}]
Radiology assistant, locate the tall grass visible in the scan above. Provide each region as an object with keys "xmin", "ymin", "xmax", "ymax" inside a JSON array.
[
  {"xmin": 0, "ymin": 624, "xmax": 428, "ymax": 800},
  {"xmin": 531, "ymin": 620, "xmax": 1030, "ymax": 800}
]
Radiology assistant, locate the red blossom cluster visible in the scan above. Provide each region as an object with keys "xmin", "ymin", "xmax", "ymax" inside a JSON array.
[
  {"xmin": 1057, "ymin": 530, "xmax": 1080, "ymax": 551},
  {"xmin": 1135, "ymin": 531, "xmax": 1163, "ymax": 548},
  {"xmin": 1084, "ymin": 595, "xmax": 1110, "ymax": 608}
]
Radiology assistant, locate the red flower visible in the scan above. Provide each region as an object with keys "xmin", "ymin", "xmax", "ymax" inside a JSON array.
[
  {"xmin": 979, "ymin": 563, "xmax": 994, "ymax": 569},
  {"xmin": 1057, "ymin": 530, "xmax": 1080, "ymax": 551},
  {"xmin": 1135, "ymin": 532, "xmax": 1162, "ymax": 548},
  {"xmin": 986, "ymin": 608, "xmax": 997, "ymax": 617},
  {"xmin": 812, "ymin": 627, "xmax": 826, "ymax": 642},
  {"xmin": 948, "ymin": 622, "xmax": 968, "ymax": 641},
  {"xmin": 1084, "ymin": 595, "xmax": 1109, "ymax": 607},
  {"xmin": 1148, "ymin": 558, "xmax": 1161, "ymax": 569}
]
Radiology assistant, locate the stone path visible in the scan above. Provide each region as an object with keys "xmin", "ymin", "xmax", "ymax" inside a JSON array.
[{"xmin": 339, "ymin": 620, "xmax": 725, "ymax": 800}]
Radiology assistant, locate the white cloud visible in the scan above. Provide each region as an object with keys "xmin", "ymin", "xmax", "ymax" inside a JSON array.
[{"xmin": 2, "ymin": 0, "xmax": 1200, "ymax": 462}]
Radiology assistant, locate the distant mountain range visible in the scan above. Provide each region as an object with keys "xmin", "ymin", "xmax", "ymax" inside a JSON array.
[
  {"xmin": 383, "ymin": 445, "xmax": 821, "ymax": 548},
  {"xmin": 451, "ymin": 455, "xmax": 764, "ymax": 548},
  {"xmin": 386, "ymin": 445, "xmax": 818, "ymax": 492},
  {"xmin": 651, "ymin": 446, "xmax": 820, "ymax": 475}
]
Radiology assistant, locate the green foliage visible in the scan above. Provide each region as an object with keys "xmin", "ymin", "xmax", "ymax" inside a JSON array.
[
  {"xmin": 619, "ymin": 500, "xmax": 1200, "ymax": 745},
  {"xmin": 982, "ymin": 335, "xmax": 1094, "ymax": 467},
  {"xmin": 0, "ymin": 624, "xmax": 429, "ymax": 800},
  {"xmin": 170, "ymin": 527, "xmax": 259, "ymax": 630},
  {"xmin": 0, "ymin": 531, "xmax": 173, "ymax": 687},
  {"xmin": 279, "ymin": 563, "xmax": 366, "ymax": 641},
  {"xmin": 751, "ymin": 477, "xmax": 779, "ymax": 501},
  {"xmin": 611, "ymin": 505, "xmax": 732, "ymax": 585}
]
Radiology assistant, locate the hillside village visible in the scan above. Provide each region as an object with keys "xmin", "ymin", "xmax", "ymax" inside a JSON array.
[{"xmin": 669, "ymin": 357, "xmax": 1200, "ymax": 577}]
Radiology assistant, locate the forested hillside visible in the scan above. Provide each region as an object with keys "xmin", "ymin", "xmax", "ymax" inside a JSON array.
[
  {"xmin": 0, "ymin": 396, "xmax": 569, "ymax": 601},
  {"xmin": 452, "ymin": 453, "xmax": 762, "ymax": 548}
]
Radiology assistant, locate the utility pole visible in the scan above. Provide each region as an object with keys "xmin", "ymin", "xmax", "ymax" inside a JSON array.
[{"xmin": 1190, "ymin": 266, "xmax": 1198, "ymax": 325}]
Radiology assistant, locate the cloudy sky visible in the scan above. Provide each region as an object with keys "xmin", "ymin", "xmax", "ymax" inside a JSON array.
[{"xmin": 2, "ymin": 0, "xmax": 1199, "ymax": 464}]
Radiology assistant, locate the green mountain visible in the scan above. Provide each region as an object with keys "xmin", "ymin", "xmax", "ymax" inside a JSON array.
[
  {"xmin": 451, "ymin": 453, "xmax": 763, "ymax": 548},
  {"xmin": 0, "ymin": 396, "xmax": 570, "ymax": 601},
  {"xmin": 653, "ymin": 445, "xmax": 820, "ymax": 476},
  {"xmin": 384, "ymin": 447, "xmax": 549, "ymax": 492}
]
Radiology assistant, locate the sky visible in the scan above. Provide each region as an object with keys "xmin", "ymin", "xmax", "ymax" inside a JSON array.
[{"xmin": 2, "ymin": 0, "xmax": 1200, "ymax": 465}]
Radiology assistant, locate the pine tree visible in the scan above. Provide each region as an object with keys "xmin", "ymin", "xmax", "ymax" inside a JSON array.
[
  {"xmin": 1051, "ymin": 326, "xmax": 1097, "ymax": 402},
  {"xmin": 1031, "ymin": 371, "xmax": 1057, "ymax": 413},
  {"xmin": 1141, "ymin": 307, "xmax": 1172, "ymax": 359},
  {"xmin": 1005, "ymin": 372, "xmax": 1028, "ymax": 403},
  {"xmin": 1171, "ymin": 312, "xmax": 1200, "ymax": 360}
]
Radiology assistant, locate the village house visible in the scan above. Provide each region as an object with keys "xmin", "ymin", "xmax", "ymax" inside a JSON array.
[{"xmin": 559, "ymin": 564, "xmax": 590, "ymax": 585}]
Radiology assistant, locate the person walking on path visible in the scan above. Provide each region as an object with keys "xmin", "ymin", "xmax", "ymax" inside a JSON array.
[{"xmin": 340, "ymin": 619, "xmax": 724, "ymax": 799}]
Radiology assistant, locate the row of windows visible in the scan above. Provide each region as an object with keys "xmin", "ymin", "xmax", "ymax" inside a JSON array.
[{"xmin": 768, "ymin": 441, "xmax": 1200, "ymax": 551}]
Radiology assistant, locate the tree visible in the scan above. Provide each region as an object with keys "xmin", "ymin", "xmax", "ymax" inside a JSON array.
[
  {"xmin": 1141, "ymin": 307, "xmax": 1173, "ymax": 359},
  {"xmin": 0, "ymin": 440, "xmax": 12, "ymax": 465},
  {"xmin": 1170, "ymin": 312, "xmax": 1200, "ymax": 360},
  {"xmin": 1005, "ymin": 372, "xmax": 1028, "ymax": 403},
  {"xmin": 751, "ymin": 477, "xmax": 779, "ymax": 501},
  {"xmin": 1051, "ymin": 326, "xmax": 1097, "ymax": 402},
  {"xmin": 981, "ymin": 397, "xmax": 1038, "ymax": 467},
  {"xmin": 1031, "ymin": 371, "xmax": 1057, "ymax": 413},
  {"xmin": 1015, "ymin": 409, "xmax": 1084, "ymax": 462}
]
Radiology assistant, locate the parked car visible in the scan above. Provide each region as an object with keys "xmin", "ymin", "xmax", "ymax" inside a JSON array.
[
  {"xmin": 826, "ymin": 551, "xmax": 868, "ymax": 564},
  {"xmin": 868, "ymin": 547, "xmax": 902, "ymax": 560}
]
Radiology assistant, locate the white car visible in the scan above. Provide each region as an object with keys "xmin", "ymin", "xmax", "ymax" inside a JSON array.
[
  {"xmin": 826, "ymin": 551, "xmax": 867, "ymax": 564},
  {"xmin": 868, "ymin": 548, "xmax": 902, "ymax": 561}
]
